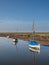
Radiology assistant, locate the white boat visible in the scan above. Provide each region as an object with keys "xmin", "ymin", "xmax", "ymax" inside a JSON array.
[
  {"xmin": 13, "ymin": 39, "xmax": 16, "ymax": 42},
  {"xmin": 13, "ymin": 39, "xmax": 18, "ymax": 42}
]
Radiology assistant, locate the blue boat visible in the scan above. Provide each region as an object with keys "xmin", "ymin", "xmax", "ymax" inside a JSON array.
[
  {"xmin": 29, "ymin": 41, "xmax": 40, "ymax": 48},
  {"xmin": 29, "ymin": 41, "xmax": 38, "ymax": 45},
  {"xmin": 29, "ymin": 40, "xmax": 40, "ymax": 53},
  {"xmin": 29, "ymin": 21, "xmax": 40, "ymax": 52}
]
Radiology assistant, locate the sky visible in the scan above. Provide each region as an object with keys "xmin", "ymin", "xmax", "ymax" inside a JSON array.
[{"xmin": 0, "ymin": 0, "xmax": 49, "ymax": 32}]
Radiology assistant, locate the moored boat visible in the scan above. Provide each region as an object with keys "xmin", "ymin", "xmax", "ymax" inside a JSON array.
[
  {"xmin": 29, "ymin": 41, "xmax": 40, "ymax": 53},
  {"xmin": 29, "ymin": 21, "xmax": 40, "ymax": 53},
  {"xmin": 29, "ymin": 41, "xmax": 40, "ymax": 49},
  {"xmin": 13, "ymin": 38, "xmax": 18, "ymax": 42}
]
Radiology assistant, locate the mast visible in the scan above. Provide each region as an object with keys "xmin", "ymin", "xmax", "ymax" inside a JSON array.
[{"xmin": 32, "ymin": 20, "xmax": 35, "ymax": 40}]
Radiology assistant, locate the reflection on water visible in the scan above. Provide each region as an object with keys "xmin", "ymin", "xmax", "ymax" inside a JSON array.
[
  {"xmin": 29, "ymin": 47, "xmax": 40, "ymax": 53},
  {"xmin": 12, "ymin": 41, "xmax": 18, "ymax": 45},
  {"xmin": 0, "ymin": 37, "xmax": 49, "ymax": 65}
]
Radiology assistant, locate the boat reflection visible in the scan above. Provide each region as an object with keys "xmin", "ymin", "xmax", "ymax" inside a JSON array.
[
  {"xmin": 29, "ymin": 47, "xmax": 40, "ymax": 53},
  {"xmin": 12, "ymin": 41, "xmax": 18, "ymax": 45},
  {"xmin": 29, "ymin": 45, "xmax": 40, "ymax": 65}
]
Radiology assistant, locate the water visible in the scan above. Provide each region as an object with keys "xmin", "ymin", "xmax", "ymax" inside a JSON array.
[{"xmin": 0, "ymin": 37, "xmax": 49, "ymax": 65}]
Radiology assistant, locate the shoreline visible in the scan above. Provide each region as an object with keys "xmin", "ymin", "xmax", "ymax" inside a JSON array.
[{"xmin": 0, "ymin": 32, "xmax": 49, "ymax": 45}]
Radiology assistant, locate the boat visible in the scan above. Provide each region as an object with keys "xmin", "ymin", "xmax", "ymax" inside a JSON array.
[
  {"xmin": 29, "ymin": 41, "xmax": 40, "ymax": 48},
  {"xmin": 13, "ymin": 38, "xmax": 18, "ymax": 42},
  {"xmin": 29, "ymin": 21, "xmax": 40, "ymax": 51},
  {"xmin": 29, "ymin": 41, "xmax": 40, "ymax": 53}
]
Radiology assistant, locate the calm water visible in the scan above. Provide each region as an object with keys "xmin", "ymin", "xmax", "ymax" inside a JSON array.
[{"xmin": 0, "ymin": 37, "xmax": 49, "ymax": 65}]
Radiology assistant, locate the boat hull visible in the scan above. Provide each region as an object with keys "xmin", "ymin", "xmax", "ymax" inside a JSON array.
[
  {"xmin": 29, "ymin": 44, "xmax": 40, "ymax": 49},
  {"xmin": 29, "ymin": 41, "xmax": 40, "ymax": 53}
]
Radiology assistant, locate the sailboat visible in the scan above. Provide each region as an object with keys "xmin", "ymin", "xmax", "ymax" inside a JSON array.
[{"xmin": 29, "ymin": 21, "xmax": 40, "ymax": 53}]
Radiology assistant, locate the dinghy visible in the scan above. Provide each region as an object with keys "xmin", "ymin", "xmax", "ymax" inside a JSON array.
[{"xmin": 13, "ymin": 39, "xmax": 18, "ymax": 42}]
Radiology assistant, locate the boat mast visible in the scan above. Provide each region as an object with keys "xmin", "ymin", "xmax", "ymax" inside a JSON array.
[{"xmin": 32, "ymin": 20, "xmax": 35, "ymax": 41}]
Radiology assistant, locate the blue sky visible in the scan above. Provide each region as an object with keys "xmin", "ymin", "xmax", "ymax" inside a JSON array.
[{"xmin": 0, "ymin": 0, "xmax": 49, "ymax": 32}]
